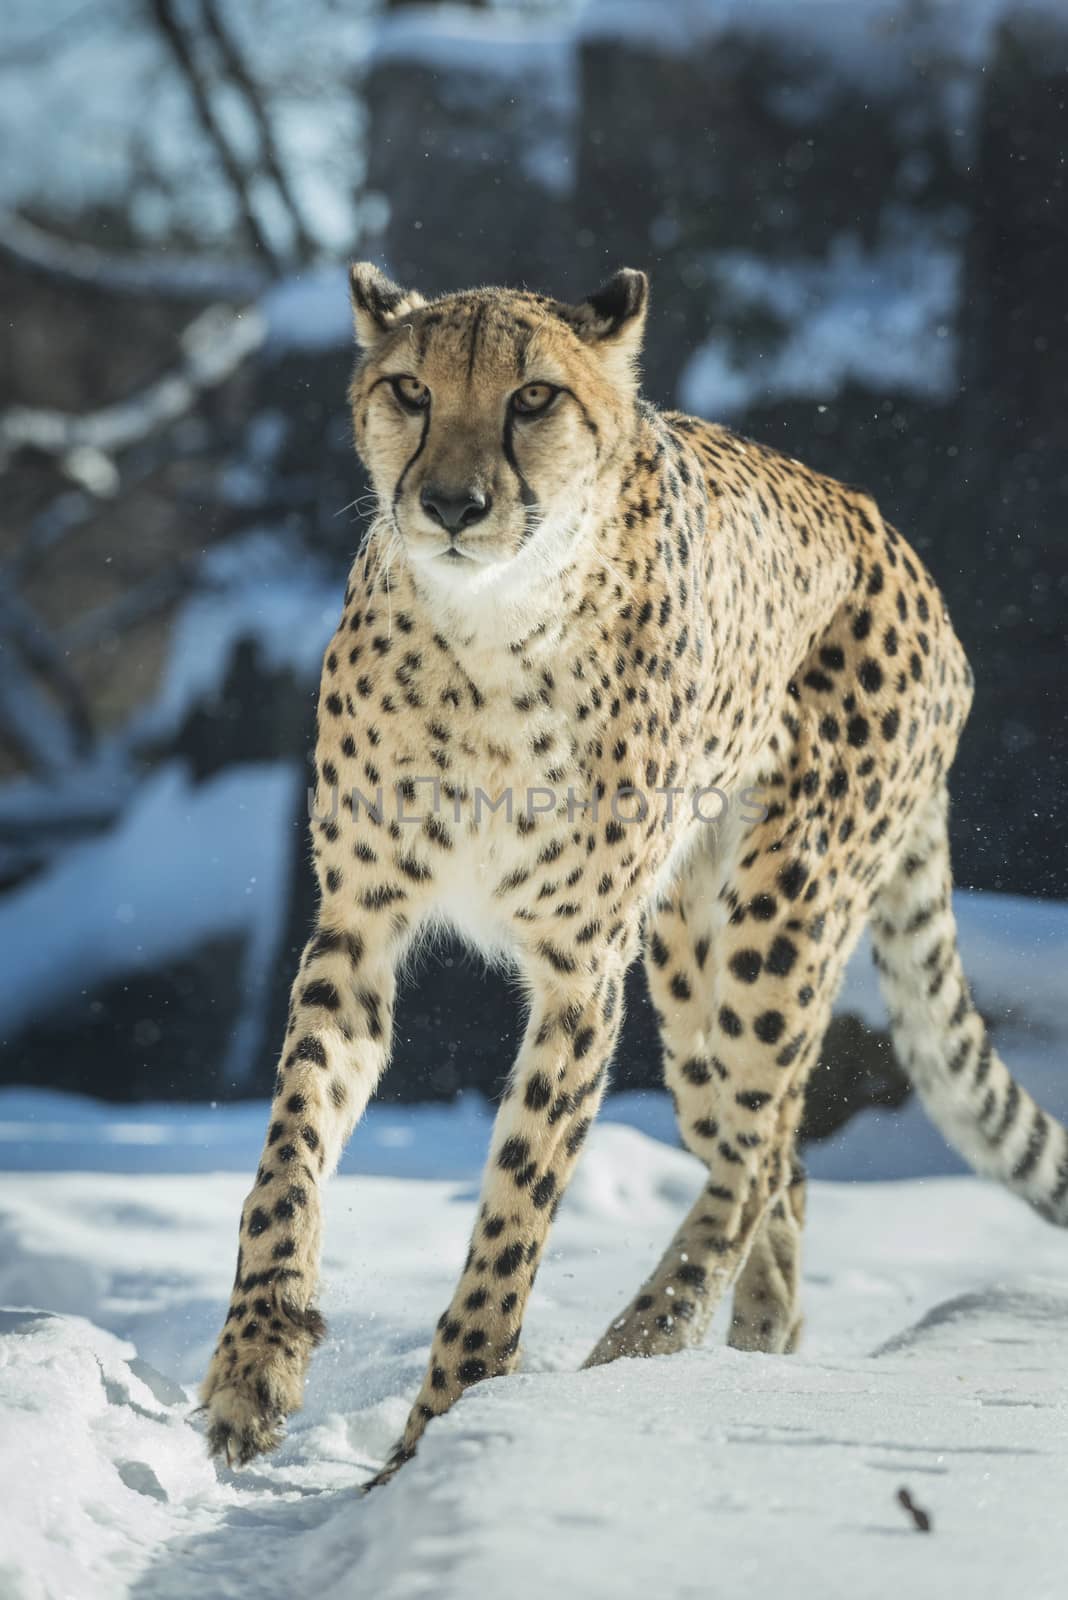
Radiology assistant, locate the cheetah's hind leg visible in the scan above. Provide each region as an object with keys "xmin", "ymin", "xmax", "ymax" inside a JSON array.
[
  {"xmin": 727, "ymin": 1153, "xmax": 806, "ymax": 1353},
  {"xmin": 585, "ymin": 815, "xmax": 857, "ymax": 1368}
]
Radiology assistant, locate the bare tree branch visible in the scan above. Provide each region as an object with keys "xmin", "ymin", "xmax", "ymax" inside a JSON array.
[
  {"xmin": 0, "ymin": 303, "xmax": 265, "ymax": 477},
  {"xmin": 197, "ymin": 0, "xmax": 317, "ymax": 262},
  {"xmin": 147, "ymin": 0, "xmax": 282, "ymax": 271},
  {"xmin": 0, "ymin": 210, "xmax": 269, "ymax": 300}
]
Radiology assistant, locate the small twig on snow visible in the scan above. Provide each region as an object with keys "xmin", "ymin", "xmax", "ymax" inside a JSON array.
[{"xmin": 897, "ymin": 1486, "xmax": 932, "ymax": 1533}]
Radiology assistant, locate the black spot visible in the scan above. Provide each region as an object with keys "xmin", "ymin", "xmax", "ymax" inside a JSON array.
[
  {"xmin": 565, "ymin": 1117, "xmax": 592, "ymax": 1156},
  {"xmin": 765, "ymin": 936, "xmax": 797, "ymax": 977},
  {"xmin": 718, "ymin": 1006, "xmax": 744, "ymax": 1038},
  {"xmin": 754, "ymin": 1010, "xmax": 786, "ymax": 1045},
  {"xmin": 775, "ymin": 1034, "xmax": 805, "ymax": 1068},
  {"xmin": 294, "ymin": 1035, "xmax": 327, "ymax": 1068},
  {"xmin": 729, "ymin": 949, "xmax": 763, "ymax": 984},
  {"xmin": 247, "ymin": 1208, "xmax": 270, "ymax": 1237},
  {"xmin": 494, "ymin": 1243, "xmax": 524, "ymax": 1278},
  {"xmin": 458, "ymin": 1358, "xmax": 487, "ymax": 1384},
  {"xmin": 778, "ymin": 860, "xmax": 808, "ymax": 900},
  {"xmin": 847, "ymin": 715, "xmax": 870, "ymax": 748},
  {"xmin": 859, "ymin": 659, "xmax": 883, "ymax": 694},
  {"xmin": 498, "ymin": 1137, "xmax": 530, "ymax": 1171},
  {"xmin": 524, "ymin": 1072, "xmax": 552, "ymax": 1111}
]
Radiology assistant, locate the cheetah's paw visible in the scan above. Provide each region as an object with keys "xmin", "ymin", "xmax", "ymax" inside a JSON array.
[{"xmin": 200, "ymin": 1301, "xmax": 325, "ymax": 1468}]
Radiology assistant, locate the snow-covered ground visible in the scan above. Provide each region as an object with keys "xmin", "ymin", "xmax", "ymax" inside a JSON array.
[{"xmin": 1, "ymin": 1093, "xmax": 1067, "ymax": 1599}]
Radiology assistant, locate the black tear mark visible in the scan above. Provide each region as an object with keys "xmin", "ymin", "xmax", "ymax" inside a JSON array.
[
  {"xmin": 502, "ymin": 413, "xmax": 539, "ymax": 513},
  {"xmin": 393, "ymin": 407, "xmax": 431, "ymax": 510}
]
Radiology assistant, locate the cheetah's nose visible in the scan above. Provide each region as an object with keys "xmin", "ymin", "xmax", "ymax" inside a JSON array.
[{"xmin": 420, "ymin": 485, "xmax": 491, "ymax": 535}]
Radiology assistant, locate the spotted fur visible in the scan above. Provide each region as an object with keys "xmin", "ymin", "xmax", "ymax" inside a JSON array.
[{"xmin": 200, "ymin": 263, "xmax": 1068, "ymax": 1480}]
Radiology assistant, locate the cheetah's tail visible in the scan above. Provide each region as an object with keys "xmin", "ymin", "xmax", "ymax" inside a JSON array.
[{"xmin": 870, "ymin": 782, "xmax": 1068, "ymax": 1225}]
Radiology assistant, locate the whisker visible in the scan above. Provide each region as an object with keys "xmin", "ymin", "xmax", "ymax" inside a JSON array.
[{"xmin": 337, "ymin": 491, "xmax": 382, "ymax": 521}]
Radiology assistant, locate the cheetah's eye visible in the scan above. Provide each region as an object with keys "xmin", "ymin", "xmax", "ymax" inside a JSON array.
[
  {"xmin": 512, "ymin": 382, "xmax": 558, "ymax": 417},
  {"xmin": 391, "ymin": 375, "xmax": 430, "ymax": 412}
]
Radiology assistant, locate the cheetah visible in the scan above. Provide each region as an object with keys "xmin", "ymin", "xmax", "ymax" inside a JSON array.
[{"xmin": 201, "ymin": 262, "xmax": 1068, "ymax": 1483}]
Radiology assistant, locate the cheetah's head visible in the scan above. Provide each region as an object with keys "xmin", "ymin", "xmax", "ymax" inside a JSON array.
[{"xmin": 347, "ymin": 264, "xmax": 648, "ymax": 597}]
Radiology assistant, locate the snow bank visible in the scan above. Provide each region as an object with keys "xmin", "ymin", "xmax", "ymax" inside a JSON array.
[
  {"xmin": 679, "ymin": 230, "xmax": 960, "ymax": 417},
  {"xmin": 0, "ymin": 761, "xmax": 297, "ymax": 1050},
  {"xmin": 1, "ymin": 1127, "xmax": 1066, "ymax": 1598},
  {"xmin": 0, "ymin": 1310, "xmax": 217, "ymax": 1600}
]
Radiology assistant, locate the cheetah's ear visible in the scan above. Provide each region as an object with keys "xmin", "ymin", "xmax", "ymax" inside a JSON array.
[
  {"xmin": 349, "ymin": 262, "xmax": 425, "ymax": 348},
  {"xmin": 571, "ymin": 268, "xmax": 648, "ymax": 387}
]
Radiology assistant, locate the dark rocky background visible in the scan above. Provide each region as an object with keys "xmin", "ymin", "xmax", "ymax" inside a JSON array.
[{"xmin": 0, "ymin": 0, "xmax": 1064, "ymax": 1150}]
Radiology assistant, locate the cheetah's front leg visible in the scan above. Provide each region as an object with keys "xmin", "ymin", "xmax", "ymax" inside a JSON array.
[
  {"xmin": 366, "ymin": 953, "xmax": 627, "ymax": 1486},
  {"xmin": 201, "ymin": 920, "xmax": 399, "ymax": 1466}
]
